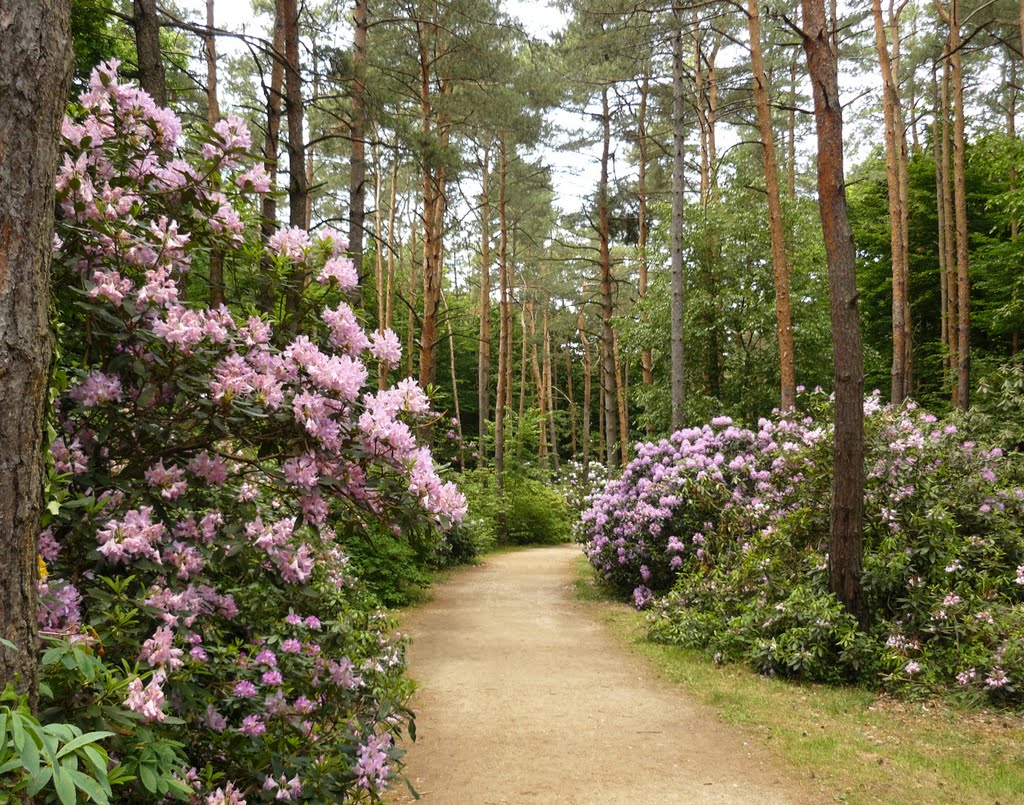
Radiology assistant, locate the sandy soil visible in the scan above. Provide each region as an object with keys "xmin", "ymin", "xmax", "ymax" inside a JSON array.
[{"xmin": 390, "ymin": 544, "xmax": 811, "ymax": 805}]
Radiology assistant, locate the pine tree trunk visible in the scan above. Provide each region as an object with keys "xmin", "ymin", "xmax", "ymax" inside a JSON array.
[
  {"xmin": 871, "ymin": 0, "xmax": 909, "ymax": 401},
  {"xmin": 0, "ymin": 0, "xmax": 72, "ymax": 699},
  {"xmin": 565, "ymin": 344, "xmax": 578, "ymax": 457},
  {"xmin": 598, "ymin": 89, "xmax": 619, "ymax": 466},
  {"xmin": 748, "ymin": 0, "xmax": 796, "ymax": 411},
  {"xmin": 528, "ymin": 302, "xmax": 548, "ymax": 464},
  {"xmin": 349, "ymin": 0, "xmax": 368, "ymax": 278},
  {"xmin": 934, "ymin": 67, "xmax": 949, "ymax": 361},
  {"xmin": 204, "ymin": 0, "xmax": 226, "ymax": 309},
  {"xmin": 637, "ymin": 67, "xmax": 654, "ymax": 391},
  {"xmin": 670, "ymin": 20, "xmax": 687, "ymax": 429},
  {"xmin": 578, "ymin": 311, "xmax": 592, "ymax": 480},
  {"xmin": 545, "ymin": 306, "xmax": 559, "ymax": 470},
  {"xmin": 280, "ymin": 0, "xmax": 308, "ymax": 323},
  {"xmin": 385, "ymin": 159, "xmax": 399, "ymax": 333},
  {"xmin": 495, "ymin": 136, "xmax": 510, "ymax": 489},
  {"xmin": 406, "ymin": 219, "xmax": 419, "ymax": 378},
  {"xmin": 258, "ymin": 12, "xmax": 285, "ymax": 313},
  {"xmin": 940, "ymin": 53, "xmax": 958, "ymax": 388},
  {"xmin": 132, "ymin": 0, "xmax": 166, "ymax": 106},
  {"xmin": 441, "ymin": 291, "xmax": 465, "ymax": 470},
  {"xmin": 801, "ymin": 0, "xmax": 866, "ymax": 624},
  {"xmin": 944, "ymin": 0, "xmax": 971, "ymax": 409},
  {"xmin": 613, "ymin": 328, "xmax": 628, "ymax": 465},
  {"xmin": 478, "ymin": 145, "xmax": 492, "ymax": 461}
]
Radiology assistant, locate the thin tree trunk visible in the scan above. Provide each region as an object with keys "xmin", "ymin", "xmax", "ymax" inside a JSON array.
[
  {"xmin": 613, "ymin": 329, "xmax": 628, "ymax": 465},
  {"xmin": 442, "ymin": 291, "xmax": 465, "ymax": 470},
  {"xmin": 373, "ymin": 145, "xmax": 388, "ymax": 387},
  {"xmin": 204, "ymin": 0, "xmax": 226, "ymax": 309},
  {"xmin": 478, "ymin": 144, "xmax": 492, "ymax": 461},
  {"xmin": 940, "ymin": 51, "xmax": 958, "ymax": 387},
  {"xmin": 670, "ymin": 19, "xmax": 687, "ymax": 429},
  {"xmin": 528, "ymin": 302, "xmax": 548, "ymax": 464},
  {"xmin": 258, "ymin": 11, "xmax": 286, "ymax": 313},
  {"xmin": 871, "ymin": 0, "xmax": 909, "ymax": 401},
  {"xmin": 406, "ymin": 217, "xmax": 419, "ymax": 378},
  {"xmin": 518, "ymin": 301, "xmax": 528, "ymax": 425},
  {"xmin": 637, "ymin": 67, "xmax": 654, "ymax": 390},
  {"xmin": 788, "ymin": 55, "xmax": 798, "ymax": 199},
  {"xmin": 939, "ymin": 0, "xmax": 971, "ymax": 408},
  {"xmin": 934, "ymin": 66, "xmax": 950, "ymax": 362},
  {"xmin": 565, "ymin": 344, "xmax": 578, "ymax": 457},
  {"xmin": 280, "ymin": 0, "xmax": 308, "ymax": 323},
  {"xmin": 545, "ymin": 306, "xmax": 560, "ymax": 470},
  {"xmin": 598, "ymin": 88, "xmax": 619, "ymax": 466},
  {"xmin": 132, "ymin": 0, "xmax": 166, "ymax": 106},
  {"xmin": 0, "ymin": 0, "xmax": 72, "ymax": 699},
  {"xmin": 748, "ymin": 0, "xmax": 796, "ymax": 411},
  {"xmin": 349, "ymin": 0, "xmax": 368, "ymax": 278},
  {"xmin": 495, "ymin": 135, "xmax": 510, "ymax": 489},
  {"xmin": 385, "ymin": 159, "xmax": 399, "ymax": 333},
  {"xmin": 801, "ymin": 0, "xmax": 866, "ymax": 623},
  {"xmin": 577, "ymin": 311, "xmax": 592, "ymax": 479},
  {"xmin": 893, "ymin": 3, "xmax": 913, "ymax": 392}
]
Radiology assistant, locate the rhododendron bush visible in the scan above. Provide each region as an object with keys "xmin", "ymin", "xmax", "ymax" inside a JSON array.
[
  {"xmin": 37, "ymin": 62, "xmax": 465, "ymax": 802},
  {"xmin": 581, "ymin": 391, "xmax": 1024, "ymax": 703}
]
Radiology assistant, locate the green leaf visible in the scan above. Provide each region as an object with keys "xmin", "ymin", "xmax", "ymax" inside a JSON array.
[
  {"xmin": 27, "ymin": 766, "xmax": 53, "ymax": 795},
  {"xmin": 10, "ymin": 714, "xmax": 39, "ymax": 778},
  {"xmin": 66, "ymin": 767, "xmax": 111, "ymax": 804},
  {"xmin": 56, "ymin": 730, "xmax": 113, "ymax": 759},
  {"xmin": 53, "ymin": 763, "xmax": 77, "ymax": 805},
  {"xmin": 138, "ymin": 763, "xmax": 158, "ymax": 793}
]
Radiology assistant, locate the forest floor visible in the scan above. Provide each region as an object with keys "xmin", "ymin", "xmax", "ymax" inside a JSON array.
[{"xmin": 388, "ymin": 544, "xmax": 812, "ymax": 804}]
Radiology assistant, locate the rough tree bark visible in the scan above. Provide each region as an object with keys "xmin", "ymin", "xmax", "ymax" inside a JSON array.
[
  {"xmin": 132, "ymin": 0, "xmax": 166, "ymax": 106},
  {"xmin": 871, "ymin": 0, "xmax": 911, "ymax": 401},
  {"xmin": 494, "ymin": 136, "xmax": 510, "ymax": 490},
  {"xmin": 349, "ymin": 0, "xmax": 367, "ymax": 279},
  {"xmin": 637, "ymin": 67, "xmax": 654, "ymax": 391},
  {"xmin": 670, "ymin": 20, "xmax": 687, "ymax": 430},
  {"xmin": 258, "ymin": 10, "xmax": 286, "ymax": 313},
  {"xmin": 280, "ymin": 0, "xmax": 308, "ymax": 323},
  {"xmin": 0, "ymin": 0, "xmax": 73, "ymax": 698},
  {"xmin": 578, "ymin": 309, "xmax": 592, "ymax": 481},
  {"xmin": 205, "ymin": 0, "xmax": 225, "ymax": 309},
  {"xmin": 937, "ymin": 0, "xmax": 970, "ymax": 409},
  {"xmin": 801, "ymin": 0, "xmax": 867, "ymax": 623},
  {"xmin": 747, "ymin": 0, "xmax": 796, "ymax": 411},
  {"xmin": 478, "ymin": 145, "xmax": 492, "ymax": 461},
  {"xmin": 598, "ymin": 88, "xmax": 619, "ymax": 466}
]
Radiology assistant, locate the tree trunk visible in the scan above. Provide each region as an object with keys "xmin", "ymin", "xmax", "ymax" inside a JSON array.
[
  {"xmin": 788, "ymin": 55, "xmax": 798, "ymax": 199},
  {"xmin": 613, "ymin": 328, "xmax": 628, "ymax": 464},
  {"xmin": 565, "ymin": 344, "xmax": 577, "ymax": 457},
  {"xmin": 748, "ymin": 0, "xmax": 796, "ymax": 411},
  {"xmin": 598, "ymin": 89, "xmax": 619, "ymax": 466},
  {"xmin": 0, "ymin": 0, "xmax": 72, "ymax": 699},
  {"xmin": 441, "ymin": 291, "xmax": 465, "ymax": 470},
  {"xmin": 385, "ymin": 158, "xmax": 399, "ymax": 334},
  {"xmin": 350, "ymin": 0, "xmax": 367, "ymax": 279},
  {"xmin": 871, "ymin": 0, "xmax": 909, "ymax": 402},
  {"xmin": 258, "ymin": 10, "xmax": 286, "ymax": 313},
  {"xmin": 132, "ymin": 0, "xmax": 166, "ymax": 106},
  {"xmin": 495, "ymin": 135, "xmax": 510, "ymax": 489},
  {"xmin": 518, "ymin": 302, "xmax": 528, "ymax": 425},
  {"xmin": 280, "ymin": 0, "xmax": 308, "ymax": 322},
  {"xmin": 204, "ymin": 0, "xmax": 226, "ymax": 309},
  {"xmin": 528, "ymin": 302, "xmax": 548, "ymax": 464},
  {"xmin": 406, "ymin": 217, "xmax": 419, "ymax": 378},
  {"xmin": 943, "ymin": 0, "xmax": 971, "ymax": 409},
  {"xmin": 940, "ymin": 51, "xmax": 958, "ymax": 387},
  {"xmin": 801, "ymin": 0, "xmax": 866, "ymax": 623},
  {"xmin": 545, "ymin": 306, "xmax": 559, "ymax": 470},
  {"xmin": 670, "ymin": 20, "xmax": 687, "ymax": 429},
  {"xmin": 933, "ymin": 66, "xmax": 949, "ymax": 362},
  {"xmin": 478, "ymin": 144, "xmax": 492, "ymax": 461},
  {"xmin": 637, "ymin": 67, "xmax": 654, "ymax": 391},
  {"xmin": 578, "ymin": 311, "xmax": 592, "ymax": 480}
]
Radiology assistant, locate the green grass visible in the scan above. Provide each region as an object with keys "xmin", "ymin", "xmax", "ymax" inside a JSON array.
[{"xmin": 574, "ymin": 557, "xmax": 1024, "ymax": 805}]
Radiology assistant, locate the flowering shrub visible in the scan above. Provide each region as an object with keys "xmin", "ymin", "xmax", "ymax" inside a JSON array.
[
  {"xmin": 36, "ymin": 62, "xmax": 466, "ymax": 802},
  {"xmin": 582, "ymin": 391, "xmax": 1024, "ymax": 703}
]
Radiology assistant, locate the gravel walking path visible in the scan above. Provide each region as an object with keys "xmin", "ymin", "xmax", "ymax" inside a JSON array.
[{"xmin": 391, "ymin": 544, "xmax": 810, "ymax": 804}]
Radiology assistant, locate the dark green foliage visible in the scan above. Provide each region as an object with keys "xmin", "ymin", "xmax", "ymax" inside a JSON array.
[{"xmin": 458, "ymin": 469, "xmax": 572, "ymax": 546}]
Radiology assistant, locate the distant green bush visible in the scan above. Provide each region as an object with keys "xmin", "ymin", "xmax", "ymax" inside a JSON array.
[{"xmin": 458, "ymin": 469, "xmax": 572, "ymax": 546}]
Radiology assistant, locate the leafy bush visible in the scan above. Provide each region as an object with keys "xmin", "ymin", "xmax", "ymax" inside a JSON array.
[
  {"xmin": 459, "ymin": 469, "xmax": 572, "ymax": 546},
  {"xmin": 0, "ymin": 681, "xmax": 120, "ymax": 805},
  {"xmin": 34, "ymin": 62, "xmax": 467, "ymax": 803},
  {"xmin": 583, "ymin": 390, "xmax": 1024, "ymax": 704}
]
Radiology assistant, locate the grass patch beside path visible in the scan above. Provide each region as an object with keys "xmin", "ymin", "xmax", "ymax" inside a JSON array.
[{"xmin": 574, "ymin": 556, "xmax": 1024, "ymax": 805}]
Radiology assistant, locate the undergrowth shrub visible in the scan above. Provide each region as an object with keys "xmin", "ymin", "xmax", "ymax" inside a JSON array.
[
  {"xmin": 459, "ymin": 469, "xmax": 572, "ymax": 546},
  {"xmin": 582, "ymin": 389, "xmax": 1024, "ymax": 704},
  {"xmin": 32, "ymin": 62, "xmax": 467, "ymax": 803}
]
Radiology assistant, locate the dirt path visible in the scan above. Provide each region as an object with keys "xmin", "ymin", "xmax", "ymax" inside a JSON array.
[{"xmin": 390, "ymin": 544, "xmax": 811, "ymax": 805}]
